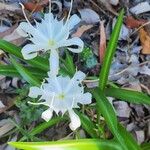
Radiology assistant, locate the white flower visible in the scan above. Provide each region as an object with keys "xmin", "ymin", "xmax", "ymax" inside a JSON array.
[
  {"xmin": 17, "ymin": 12, "xmax": 84, "ymax": 59},
  {"xmin": 28, "ymin": 71, "xmax": 92, "ymax": 131}
]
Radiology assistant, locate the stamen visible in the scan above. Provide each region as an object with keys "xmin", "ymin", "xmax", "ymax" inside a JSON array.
[
  {"xmin": 49, "ymin": 0, "xmax": 51, "ymax": 13},
  {"xmin": 50, "ymin": 92, "xmax": 55, "ymax": 108},
  {"xmin": 65, "ymin": 0, "xmax": 73, "ymax": 24},
  {"xmin": 71, "ymin": 96, "xmax": 75, "ymax": 109},
  {"xmin": 19, "ymin": 3, "xmax": 32, "ymax": 26}
]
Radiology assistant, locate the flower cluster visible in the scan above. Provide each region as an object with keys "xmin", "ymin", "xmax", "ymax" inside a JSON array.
[{"xmin": 17, "ymin": 11, "xmax": 92, "ymax": 130}]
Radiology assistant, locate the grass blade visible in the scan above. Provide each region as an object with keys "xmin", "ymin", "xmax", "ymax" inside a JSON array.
[
  {"xmin": 9, "ymin": 139, "xmax": 122, "ymax": 150},
  {"xmin": 20, "ymin": 117, "xmax": 66, "ymax": 141},
  {"xmin": 0, "ymin": 39, "xmax": 49, "ymax": 71},
  {"xmin": 105, "ymin": 88, "xmax": 150, "ymax": 105},
  {"xmin": 99, "ymin": 9, "xmax": 124, "ymax": 90},
  {"xmin": 10, "ymin": 56, "xmax": 40, "ymax": 86},
  {"xmin": 75, "ymin": 111, "xmax": 98, "ymax": 138}
]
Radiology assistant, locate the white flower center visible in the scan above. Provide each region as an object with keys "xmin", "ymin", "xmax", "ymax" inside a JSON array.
[
  {"xmin": 48, "ymin": 39, "xmax": 56, "ymax": 46},
  {"xmin": 57, "ymin": 93, "xmax": 65, "ymax": 100}
]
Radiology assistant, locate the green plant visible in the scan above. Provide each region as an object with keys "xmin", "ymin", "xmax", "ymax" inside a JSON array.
[{"xmin": 0, "ymin": 8, "xmax": 148, "ymax": 150}]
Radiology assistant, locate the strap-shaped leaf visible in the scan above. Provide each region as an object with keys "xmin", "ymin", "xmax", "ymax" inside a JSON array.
[
  {"xmin": 141, "ymin": 143, "xmax": 150, "ymax": 150},
  {"xmin": 91, "ymin": 88, "xmax": 118, "ymax": 132},
  {"xmin": 117, "ymin": 123, "xmax": 141, "ymax": 150},
  {"xmin": 0, "ymin": 39, "xmax": 49, "ymax": 71},
  {"xmin": 20, "ymin": 117, "xmax": 66, "ymax": 141},
  {"xmin": 91, "ymin": 88, "xmax": 141, "ymax": 150},
  {"xmin": 0, "ymin": 65, "xmax": 46, "ymax": 78},
  {"xmin": 105, "ymin": 87, "xmax": 150, "ymax": 105},
  {"xmin": 99, "ymin": 9, "xmax": 124, "ymax": 90},
  {"xmin": 9, "ymin": 139, "xmax": 122, "ymax": 150},
  {"xmin": 10, "ymin": 56, "xmax": 40, "ymax": 86},
  {"xmin": 60, "ymin": 51, "xmax": 75, "ymax": 77},
  {"xmin": 75, "ymin": 111, "xmax": 98, "ymax": 138}
]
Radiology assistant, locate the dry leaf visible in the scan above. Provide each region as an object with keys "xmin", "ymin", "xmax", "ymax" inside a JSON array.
[
  {"xmin": 0, "ymin": 2, "xmax": 20, "ymax": 12},
  {"xmin": 130, "ymin": 2, "xmax": 150, "ymax": 15},
  {"xmin": 98, "ymin": 0, "xmax": 118, "ymax": 16},
  {"xmin": 78, "ymin": 8, "xmax": 100, "ymax": 24},
  {"xmin": 0, "ymin": 101, "xmax": 5, "ymax": 108},
  {"xmin": 125, "ymin": 16, "xmax": 147, "ymax": 29},
  {"xmin": 109, "ymin": 0, "xmax": 119, "ymax": 6},
  {"xmin": 24, "ymin": 0, "xmax": 49, "ymax": 12},
  {"xmin": 3, "ymin": 29, "xmax": 25, "ymax": 45},
  {"xmin": 0, "ymin": 24, "xmax": 17, "ymax": 38},
  {"xmin": 99, "ymin": 21, "xmax": 106, "ymax": 63},
  {"xmin": 0, "ymin": 24, "xmax": 25, "ymax": 45},
  {"xmin": 72, "ymin": 25, "xmax": 93, "ymax": 37},
  {"xmin": 0, "ymin": 119, "xmax": 15, "ymax": 138},
  {"xmin": 139, "ymin": 28, "xmax": 150, "ymax": 54},
  {"xmin": 114, "ymin": 101, "xmax": 131, "ymax": 118}
]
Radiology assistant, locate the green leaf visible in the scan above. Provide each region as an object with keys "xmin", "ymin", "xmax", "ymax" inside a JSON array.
[
  {"xmin": 0, "ymin": 65, "xmax": 46, "ymax": 78},
  {"xmin": 117, "ymin": 123, "xmax": 141, "ymax": 150},
  {"xmin": 99, "ymin": 9, "xmax": 124, "ymax": 90},
  {"xmin": 91, "ymin": 88, "xmax": 140, "ymax": 150},
  {"xmin": 0, "ymin": 39, "xmax": 49, "ymax": 71},
  {"xmin": 91, "ymin": 88, "xmax": 118, "ymax": 132},
  {"xmin": 60, "ymin": 51, "xmax": 75, "ymax": 77},
  {"xmin": 9, "ymin": 139, "xmax": 122, "ymax": 150},
  {"xmin": 75, "ymin": 111, "xmax": 98, "ymax": 138},
  {"xmin": 141, "ymin": 143, "xmax": 150, "ymax": 150},
  {"xmin": 105, "ymin": 87, "xmax": 150, "ymax": 105},
  {"xmin": 20, "ymin": 117, "xmax": 66, "ymax": 141},
  {"xmin": 10, "ymin": 56, "xmax": 40, "ymax": 86}
]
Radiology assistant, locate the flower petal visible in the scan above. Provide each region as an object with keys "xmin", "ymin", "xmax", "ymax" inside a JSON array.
[
  {"xmin": 21, "ymin": 44, "xmax": 40, "ymax": 60},
  {"xmin": 28, "ymin": 86, "xmax": 42, "ymax": 98},
  {"xmin": 77, "ymin": 92, "xmax": 92, "ymax": 104},
  {"xmin": 65, "ymin": 71, "xmax": 85, "ymax": 93},
  {"xmin": 59, "ymin": 37, "xmax": 84, "ymax": 53},
  {"xmin": 16, "ymin": 23, "xmax": 28, "ymax": 37},
  {"xmin": 67, "ymin": 14, "xmax": 81, "ymax": 31},
  {"xmin": 41, "ymin": 108, "xmax": 53, "ymax": 122},
  {"xmin": 18, "ymin": 22, "xmax": 47, "ymax": 42},
  {"xmin": 49, "ymin": 49, "xmax": 59, "ymax": 76},
  {"xmin": 73, "ymin": 71, "xmax": 86, "ymax": 83},
  {"xmin": 68, "ymin": 110, "xmax": 81, "ymax": 131}
]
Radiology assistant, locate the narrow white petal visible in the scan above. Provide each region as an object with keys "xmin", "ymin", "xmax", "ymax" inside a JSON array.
[
  {"xmin": 77, "ymin": 92, "xmax": 92, "ymax": 104},
  {"xmin": 73, "ymin": 71, "xmax": 86, "ymax": 83},
  {"xmin": 18, "ymin": 22, "xmax": 47, "ymax": 42},
  {"xmin": 68, "ymin": 110, "xmax": 81, "ymax": 131},
  {"xmin": 67, "ymin": 14, "xmax": 81, "ymax": 30},
  {"xmin": 65, "ymin": 71, "xmax": 85, "ymax": 93},
  {"xmin": 28, "ymin": 87, "xmax": 42, "ymax": 98},
  {"xmin": 16, "ymin": 23, "xmax": 28, "ymax": 37},
  {"xmin": 59, "ymin": 37, "xmax": 84, "ymax": 53},
  {"xmin": 21, "ymin": 44, "xmax": 39, "ymax": 60},
  {"xmin": 17, "ymin": 22, "xmax": 35, "ymax": 36},
  {"xmin": 49, "ymin": 49, "xmax": 59, "ymax": 76},
  {"xmin": 41, "ymin": 108, "xmax": 53, "ymax": 122}
]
